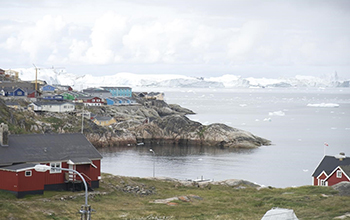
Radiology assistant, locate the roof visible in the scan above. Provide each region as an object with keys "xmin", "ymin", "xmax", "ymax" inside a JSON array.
[
  {"xmin": 83, "ymin": 89, "xmax": 110, "ymax": 93},
  {"xmin": 101, "ymin": 86, "xmax": 132, "ymax": 90},
  {"xmin": 340, "ymin": 165, "xmax": 350, "ymax": 177},
  {"xmin": 0, "ymin": 163, "xmax": 36, "ymax": 172},
  {"xmin": 0, "ymin": 133, "xmax": 102, "ymax": 166},
  {"xmin": 30, "ymin": 101, "xmax": 74, "ymax": 106},
  {"xmin": 312, "ymin": 155, "xmax": 350, "ymax": 177},
  {"xmin": 94, "ymin": 116, "xmax": 114, "ymax": 121}
]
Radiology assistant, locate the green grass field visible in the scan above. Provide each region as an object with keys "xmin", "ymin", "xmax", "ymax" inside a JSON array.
[{"xmin": 0, "ymin": 173, "xmax": 349, "ymax": 219}]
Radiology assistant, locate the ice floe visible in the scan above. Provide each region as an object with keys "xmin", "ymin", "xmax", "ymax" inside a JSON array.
[
  {"xmin": 268, "ymin": 111, "xmax": 285, "ymax": 116},
  {"xmin": 307, "ymin": 103, "xmax": 339, "ymax": 108}
]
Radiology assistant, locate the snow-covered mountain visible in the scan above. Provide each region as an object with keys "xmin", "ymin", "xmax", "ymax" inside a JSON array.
[{"xmin": 14, "ymin": 68, "xmax": 349, "ymax": 91}]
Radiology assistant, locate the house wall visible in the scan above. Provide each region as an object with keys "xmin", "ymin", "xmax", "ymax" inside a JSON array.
[
  {"xmin": 0, "ymin": 169, "xmax": 45, "ymax": 197},
  {"xmin": 327, "ymin": 168, "xmax": 350, "ymax": 186},
  {"xmin": 90, "ymin": 160, "xmax": 101, "ymax": 181},
  {"xmin": 40, "ymin": 103, "xmax": 75, "ymax": 112},
  {"xmin": 44, "ymin": 162, "xmax": 68, "ymax": 186},
  {"xmin": 0, "ymin": 170, "xmax": 18, "ymax": 191},
  {"xmin": 17, "ymin": 170, "xmax": 45, "ymax": 192}
]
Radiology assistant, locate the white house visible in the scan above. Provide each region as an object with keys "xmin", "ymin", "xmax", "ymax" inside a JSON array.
[{"xmin": 28, "ymin": 101, "xmax": 75, "ymax": 113}]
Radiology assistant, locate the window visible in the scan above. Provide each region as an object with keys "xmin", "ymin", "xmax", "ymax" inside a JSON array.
[
  {"xmin": 25, "ymin": 170, "xmax": 32, "ymax": 177},
  {"xmin": 337, "ymin": 170, "xmax": 342, "ymax": 178},
  {"xmin": 320, "ymin": 179, "xmax": 326, "ymax": 186},
  {"xmin": 50, "ymin": 162, "xmax": 62, "ymax": 173}
]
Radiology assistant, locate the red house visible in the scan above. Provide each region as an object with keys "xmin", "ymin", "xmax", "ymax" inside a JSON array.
[
  {"xmin": 0, "ymin": 124, "xmax": 103, "ymax": 198},
  {"xmin": 82, "ymin": 96, "xmax": 104, "ymax": 106},
  {"xmin": 312, "ymin": 153, "xmax": 350, "ymax": 186}
]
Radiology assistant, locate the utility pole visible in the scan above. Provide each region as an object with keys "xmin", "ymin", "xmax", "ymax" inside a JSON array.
[
  {"xmin": 32, "ymin": 64, "xmax": 38, "ymax": 97},
  {"xmin": 81, "ymin": 105, "xmax": 84, "ymax": 134}
]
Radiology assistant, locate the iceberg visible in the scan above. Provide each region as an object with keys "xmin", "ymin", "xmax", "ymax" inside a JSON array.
[{"xmin": 12, "ymin": 67, "xmax": 350, "ymax": 90}]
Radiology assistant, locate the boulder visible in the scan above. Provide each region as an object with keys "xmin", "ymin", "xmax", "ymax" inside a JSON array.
[{"xmin": 332, "ymin": 181, "xmax": 350, "ymax": 196}]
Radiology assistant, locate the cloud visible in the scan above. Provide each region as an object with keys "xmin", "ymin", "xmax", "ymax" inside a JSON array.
[
  {"xmin": 85, "ymin": 12, "xmax": 128, "ymax": 64},
  {"xmin": 0, "ymin": 0, "xmax": 349, "ymax": 77}
]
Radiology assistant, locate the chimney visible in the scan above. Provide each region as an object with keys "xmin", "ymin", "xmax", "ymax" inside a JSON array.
[
  {"xmin": 0, "ymin": 123, "xmax": 9, "ymax": 146},
  {"xmin": 336, "ymin": 152, "xmax": 346, "ymax": 161}
]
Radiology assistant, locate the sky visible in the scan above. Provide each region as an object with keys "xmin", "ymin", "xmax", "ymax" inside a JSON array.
[{"xmin": 0, "ymin": 0, "xmax": 350, "ymax": 79}]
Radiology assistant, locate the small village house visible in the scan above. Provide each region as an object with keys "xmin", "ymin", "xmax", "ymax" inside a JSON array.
[
  {"xmin": 81, "ymin": 96, "xmax": 104, "ymax": 106},
  {"xmin": 28, "ymin": 101, "xmax": 75, "ymax": 113},
  {"xmin": 1, "ymin": 87, "xmax": 27, "ymax": 98},
  {"xmin": 61, "ymin": 91, "xmax": 83, "ymax": 101},
  {"xmin": 93, "ymin": 116, "xmax": 117, "ymax": 126},
  {"xmin": 105, "ymin": 97, "xmax": 137, "ymax": 106},
  {"xmin": 40, "ymin": 94, "xmax": 64, "ymax": 101},
  {"xmin": 40, "ymin": 85, "xmax": 56, "ymax": 93},
  {"xmin": 312, "ymin": 153, "xmax": 350, "ymax": 186},
  {"xmin": 0, "ymin": 124, "xmax": 102, "ymax": 198},
  {"xmin": 26, "ymin": 89, "xmax": 37, "ymax": 99}
]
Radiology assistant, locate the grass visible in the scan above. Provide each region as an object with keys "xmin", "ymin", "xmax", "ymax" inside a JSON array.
[{"xmin": 0, "ymin": 173, "xmax": 349, "ymax": 219}]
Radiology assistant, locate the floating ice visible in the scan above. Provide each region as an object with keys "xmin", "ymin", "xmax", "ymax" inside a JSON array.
[
  {"xmin": 307, "ymin": 103, "xmax": 339, "ymax": 108},
  {"xmin": 239, "ymin": 104, "xmax": 247, "ymax": 107},
  {"xmin": 268, "ymin": 111, "xmax": 285, "ymax": 116}
]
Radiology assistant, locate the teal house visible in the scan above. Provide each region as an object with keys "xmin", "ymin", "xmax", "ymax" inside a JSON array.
[{"xmin": 102, "ymin": 87, "xmax": 132, "ymax": 97}]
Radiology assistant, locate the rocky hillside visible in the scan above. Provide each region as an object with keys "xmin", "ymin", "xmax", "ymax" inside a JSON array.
[{"xmin": 0, "ymin": 97, "xmax": 271, "ymax": 148}]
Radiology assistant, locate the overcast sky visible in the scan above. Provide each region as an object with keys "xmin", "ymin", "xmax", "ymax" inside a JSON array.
[{"xmin": 1, "ymin": 0, "xmax": 349, "ymax": 78}]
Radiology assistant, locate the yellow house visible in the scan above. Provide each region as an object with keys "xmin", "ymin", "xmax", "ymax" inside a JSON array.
[{"xmin": 93, "ymin": 116, "xmax": 117, "ymax": 126}]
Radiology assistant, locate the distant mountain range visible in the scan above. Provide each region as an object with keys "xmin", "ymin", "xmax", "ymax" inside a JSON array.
[{"xmin": 14, "ymin": 68, "xmax": 350, "ymax": 90}]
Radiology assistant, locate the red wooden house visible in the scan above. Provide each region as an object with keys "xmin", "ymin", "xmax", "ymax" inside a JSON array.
[
  {"xmin": 312, "ymin": 153, "xmax": 350, "ymax": 186},
  {"xmin": 0, "ymin": 124, "xmax": 102, "ymax": 198},
  {"xmin": 81, "ymin": 96, "xmax": 104, "ymax": 106}
]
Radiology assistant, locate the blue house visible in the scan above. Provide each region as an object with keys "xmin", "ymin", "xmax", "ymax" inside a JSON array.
[
  {"xmin": 106, "ymin": 97, "xmax": 137, "ymax": 105},
  {"xmin": 105, "ymin": 98, "xmax": 115, "ymax": 105},
  {"xmin": 101, "ymin": 87, "xmax": 132, "ymax": 97},
  {"xmin": 41, "ymin": 85, "xmax": 56, "ymax": 92},
  {"xmin": 2, "ymin": 88, "xmax": 26, "ymax": 97},
  {"xmin": 41, "ymin": 94, "xmax": 64, "ymax": 101}
]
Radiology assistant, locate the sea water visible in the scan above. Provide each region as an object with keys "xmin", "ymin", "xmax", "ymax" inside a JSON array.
[{"xmin": 101, "ymin": 87, "xmax": 350, "ymax": 187}]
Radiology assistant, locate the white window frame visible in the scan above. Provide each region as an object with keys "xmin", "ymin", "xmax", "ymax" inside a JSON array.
[
  {"xmin": 25, "ymin": 170, "xmax": 32, "ymax": 177},
  {"xmin": 50, "ymin": 162, "xmax": 62, "ymax": 174},
  {"xmin": 320, "ymin": 179, "xmax": 328, "ymax": 186},
  {"xmin": 336, "ymin": 170, "xmax": 342, "ymax": 178}
]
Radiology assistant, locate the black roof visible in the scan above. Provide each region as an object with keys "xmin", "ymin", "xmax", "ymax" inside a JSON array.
[
  {"xmin": 312, "ymin": 155, "xmax": 350, "ymax": 177},
  {"xmin": 0, "ymin": 133, "xmax": 102, "ymax": 166},
  {"xmin": 102, "ymin": 86, "xmax": 132, "ymax": 89},
  {"xmin": 0, "ymin": 163, "xmax": 36, "ymax": 172},
  {"xmin": 340, "ymin": 165, "xmax": 350, "ymax": 177},
  {"xmin": 94, "ymin": 116, "xmax": 114, "ymax": 121}
]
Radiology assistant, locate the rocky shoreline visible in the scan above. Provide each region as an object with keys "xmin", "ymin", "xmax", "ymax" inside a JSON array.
[{"xmin": 86, "ymin": 97, "xmax": 271, "ymax": 148}]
